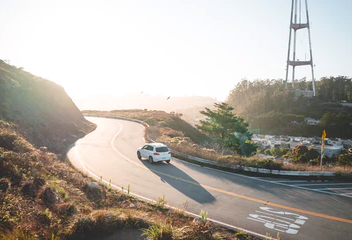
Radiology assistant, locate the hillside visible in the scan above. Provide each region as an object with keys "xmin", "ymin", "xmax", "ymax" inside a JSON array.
[
  {"xmin": 0, "ymin": 60, "xmax": 94, "ymax": 154},
  {"xmin": 226, "ymin": 78, "xmax": 352, "ymax": 138}
]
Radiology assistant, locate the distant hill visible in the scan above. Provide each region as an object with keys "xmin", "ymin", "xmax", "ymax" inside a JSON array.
[
  {"xmin": 0, "ymin": 60, "xmax": 94, "ymax": 153},
  {"xmin": 74, "ymin": 94, "xmax": 216, "ymax": 111}
]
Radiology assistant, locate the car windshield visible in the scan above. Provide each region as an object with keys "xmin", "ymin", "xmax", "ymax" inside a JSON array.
[{"xmin": 156, "ymin": 147, "xmax": 169, "ymax": 152}]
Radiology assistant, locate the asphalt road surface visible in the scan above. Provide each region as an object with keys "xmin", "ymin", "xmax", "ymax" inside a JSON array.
[{"xmin": 67, "ymin": 117, "xmax": 352, "ymax": 240}]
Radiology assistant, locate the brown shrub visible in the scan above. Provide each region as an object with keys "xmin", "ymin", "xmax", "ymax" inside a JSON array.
[
  {"xmin": 55, "ymin": 202, "xmax": 77, "ymax": 217},
  {"xmin": 0, "ymin": 178, "xmax": 10, "ymax": 193},
  {"xmin": 33, "ymin": 176, "xmax": 46, "ymax": 188},
  {"xmin": 13, "ymin": 138, "xmax": 34, "ymax": 153},
  {"xmin": 83, "ymin": 182, "xmax": 103, "ymax": 203},
  {"xmin": 160, "ymin": 127, "xmax": 184, "ymax": 138},
  {"xmin": 187, "ymin": 221, "xmax": 213, "ymax": 240},
  {"xmin": 0, "ymin": 129, "xmax": 18, "ymax": 151},
  {"xmin": 0, "ymin": 178, "xmax": 11, "ymax": 193},
  {"xmin": 38, "ymin": 187, "xmax": 60, "ymax": 206},
  {"xmin": 36, "ymin": 209, "xmax": 52, "ymax": 226},
  {"xmin": 1, "ymin": 162, "xmax": 23, "ymax": 186},
  {"xmin": 21, "ymin": 181, "xmax": 37, "ymax": 199},
  {"xmin": 146, "ymin": 125, "xmax": 160, "ymax": 141}
]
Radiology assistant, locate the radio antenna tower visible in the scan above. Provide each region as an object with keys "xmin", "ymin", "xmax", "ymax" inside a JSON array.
[{"xmin": 285, "ymin": 0, "xmax": 316, "ymax": 96}]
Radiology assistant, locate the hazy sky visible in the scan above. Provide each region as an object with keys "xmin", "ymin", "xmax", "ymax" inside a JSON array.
[{"xmin": 1, "ymin": 0, "xmax": 351, "ymax": 101}]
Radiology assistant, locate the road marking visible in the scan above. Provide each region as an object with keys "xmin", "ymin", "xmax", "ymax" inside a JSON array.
[
  {"xmin": 296, "ymin": 183, "xmax": 352, "ymax": 186},
  {"xmin": 274, "ymin": 180, "xmax": 312, "ymax": 183},
  {"xmin": 321, "ymin": 187, "xmax": 352, "ymax": 190},
  {"xmin": 109, "ymin": 122, "xmax": 148, "ymax": 169},
  {"xmin": 248, "ymin": 207, "xmax": 308, "ymax": 235}
]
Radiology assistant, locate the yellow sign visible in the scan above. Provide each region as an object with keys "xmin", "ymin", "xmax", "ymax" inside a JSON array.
[
  {"xmin": 321, "ymin": 130, "xmax": 326, "ymax": 154},
  {"xmin": 321, "ymin": 129, "xmax": 326, "ymax": 141}
]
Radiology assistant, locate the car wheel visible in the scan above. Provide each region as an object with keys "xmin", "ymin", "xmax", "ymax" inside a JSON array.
[
  {"xmin": 148, "ymin": 156, "xmax": 154, "ymax": 164},
  {"xmin": 137, "ymin": 151, "xmax": 141, "ymax": 160},
  {"xmin": 166, "ymin": 160, "xmax": 170, "ymax": 164}
]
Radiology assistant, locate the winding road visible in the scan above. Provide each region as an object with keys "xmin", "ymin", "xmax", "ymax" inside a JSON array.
[{"xmin": 67, "ymin": 117, "xmax": 352, "ymax": 240}]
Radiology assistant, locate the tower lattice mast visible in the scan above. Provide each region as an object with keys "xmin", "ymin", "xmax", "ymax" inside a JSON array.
[{"xmin": 285, "ymin": 0, "xmax": 316, "ymax": 96}]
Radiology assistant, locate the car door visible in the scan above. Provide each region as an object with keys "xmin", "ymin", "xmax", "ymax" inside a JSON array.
[
  {"xmin": 140, "ymin": 145, "xmax": 149, "ymax": 158},
  {"xmin": 145, "ymin": 145, "xmax": 154, "ymax": 158}
]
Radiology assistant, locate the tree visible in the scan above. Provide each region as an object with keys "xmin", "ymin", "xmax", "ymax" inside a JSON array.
[{"xmin": 196, "ymin": 103, "xmax": 257, "ymax": 156}]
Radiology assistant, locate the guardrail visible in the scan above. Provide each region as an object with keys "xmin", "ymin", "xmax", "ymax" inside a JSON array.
[{"xmin": 84, "ymin": 114, "xmax": 336, "ymax": 177}]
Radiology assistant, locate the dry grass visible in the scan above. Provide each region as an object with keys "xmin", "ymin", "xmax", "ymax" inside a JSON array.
[{"xmin": 280, "ymin": 162, "xmax": 352, "ymax": 172}]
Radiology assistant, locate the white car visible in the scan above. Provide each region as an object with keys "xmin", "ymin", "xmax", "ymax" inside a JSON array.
[{"xmin": 137, "ymin": 143, "xmax": 171, "ymax": 164}]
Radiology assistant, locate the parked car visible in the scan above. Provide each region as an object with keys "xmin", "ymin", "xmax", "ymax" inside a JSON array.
[{"xmin": 137, "ymin": 143, "xmax": 171, "ymax": 164}]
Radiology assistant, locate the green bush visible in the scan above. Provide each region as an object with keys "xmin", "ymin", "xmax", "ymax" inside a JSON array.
[
  {"xmin": 255, "ymin": 159, "xmax": 282, "ymax": 170},
  {"xmin": 264, "ymin": 149, "xmax": 271, "ymax": 155},
  {"xmin": 338, "ymin": 154, "xmax": 352, "ymax": 166},
  {"xmin": 291, "ymin": 146, "xmax": 319, "ymax": 164},
  {"xmin": 144, "ymin": 118, "xmax": 158, "ymax": 126},
  {"xmin": 270, "ymin": 147, "xmax": 290, "ymax": 157}
]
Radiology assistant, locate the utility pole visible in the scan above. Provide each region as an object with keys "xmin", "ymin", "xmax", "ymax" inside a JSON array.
[{"xmin": 285, "ymin": 0, "xmax": 316, "ymax": 96}]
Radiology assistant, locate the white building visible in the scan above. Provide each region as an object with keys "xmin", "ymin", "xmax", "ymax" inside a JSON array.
[{"xmin": 304, "ymin": 117, "xmax": 321, "ymax": 125}]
